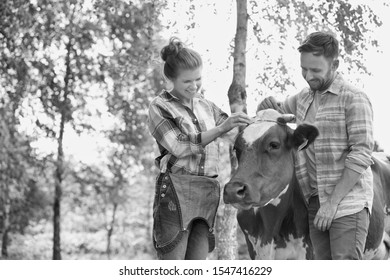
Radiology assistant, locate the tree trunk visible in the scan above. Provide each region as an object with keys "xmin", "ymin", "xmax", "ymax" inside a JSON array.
[
  {"xmin": 53, "ymin": 37, "xmax": 73, "ymax": 260},
  {"xmin": 1, "ymin": 118, "xmax": 11, "ymax": 259},
  {"xmin": 1, "ymin": 193, "xmax": 10, "ymax": 258},
  {"xmin": 53, "ymin": 112, "xmax": 65, "ymax": 260},
  {"xmin": 228, "ymin": 0, "xmax": 248, "ymax": 115},
  {"xmin": 216, "ymin": 0, "xmax": 248, "ymax": 260},
  {"xmin": 146, "ymin": 181, "xmax": 155, "ymax": 256},
  {"xmin": 106, "ymin": 203, "xmax": 118, "ymax": 259}
]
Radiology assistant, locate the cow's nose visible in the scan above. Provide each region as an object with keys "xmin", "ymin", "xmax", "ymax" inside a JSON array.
[{"xmin": 223, "ymin": 181, "xmax": 248, "ymax": 204}]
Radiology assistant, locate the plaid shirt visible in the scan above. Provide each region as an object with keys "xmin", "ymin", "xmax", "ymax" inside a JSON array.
[
  {"xmin": 148, "ymin": 91, "xmax": 228, "ymax": 177},
  {"xmin": 282, "ymin": 73, "xmax": 374, "ymax": 219}
]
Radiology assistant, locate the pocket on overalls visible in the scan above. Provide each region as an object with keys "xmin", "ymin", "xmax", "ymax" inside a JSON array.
[{"xmin": 153, "ymin": 173, "xmax": 183, "ymax": 251}]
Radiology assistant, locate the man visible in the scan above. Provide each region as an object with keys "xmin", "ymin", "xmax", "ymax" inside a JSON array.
[{"xmin": 258, "ymin": 31, "xmax": 374, "ymax": 259}]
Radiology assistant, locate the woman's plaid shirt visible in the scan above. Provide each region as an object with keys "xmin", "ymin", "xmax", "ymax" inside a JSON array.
[
  {"xmin": 282, "ymin": 73, "xmax": 374, "ymax": 219},
  {"xmin": 148, "ymin": 91, "xmax": 228, "ymax": 177}
]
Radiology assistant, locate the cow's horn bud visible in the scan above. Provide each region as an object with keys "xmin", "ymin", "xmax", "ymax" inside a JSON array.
[{"xmin": 280, "ymin": 114, "xmax": 296, "ymax": 123}]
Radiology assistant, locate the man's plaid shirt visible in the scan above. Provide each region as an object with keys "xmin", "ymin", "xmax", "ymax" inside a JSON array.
[
  {"xmin": 148, "ymin": 91, "xmax": 228, "ymax": 177},
  {"xmin": 282, "ymin": 73, "xmax": 374, "ymax": 219}
]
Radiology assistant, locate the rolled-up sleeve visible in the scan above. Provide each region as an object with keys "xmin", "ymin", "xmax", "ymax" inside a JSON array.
[
  {"xmin": 148, "ymin": 102, "xmax": 205, "ymax": 157},
  {"xmin": 282, "ymin": 94, "xmax": 298, "ymax": 115},
  {"xmin": 211, "ymin": 102, "xmax": 228, "ymax": 126},
  {"xmin": 345, "ymin": 92, "xmax": 374, "ymax": 174}
]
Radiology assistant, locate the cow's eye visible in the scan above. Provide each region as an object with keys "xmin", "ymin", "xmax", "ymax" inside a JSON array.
[{"xmin": 269, "ymin": 141, "xmax": 280, "ymax": 150}]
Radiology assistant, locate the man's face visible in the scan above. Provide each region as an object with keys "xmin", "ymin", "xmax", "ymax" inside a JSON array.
[{"xmin": 300, "ymin": 52, "xmax": 337, "ymax": 92}]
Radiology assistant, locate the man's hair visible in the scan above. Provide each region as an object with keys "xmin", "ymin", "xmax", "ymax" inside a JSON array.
[{"xmin": 298, "ymin": 32, "xmax": 339, "ymax": 59}]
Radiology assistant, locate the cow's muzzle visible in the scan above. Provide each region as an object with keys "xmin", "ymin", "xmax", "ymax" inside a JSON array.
[{"xmin": 223, "ymin": 181, "xmax": 249, "ymax": 204}]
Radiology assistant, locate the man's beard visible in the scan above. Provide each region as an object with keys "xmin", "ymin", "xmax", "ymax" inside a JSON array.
[{"xmin": 307, "ymin": 71, "xmax": 335, "ymax": 92}]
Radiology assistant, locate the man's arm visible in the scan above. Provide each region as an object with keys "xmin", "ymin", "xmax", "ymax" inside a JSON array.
[
  {"xmin": 314, "ymin": 92, "xmax": 374, "ymax": 231},
  {"xmin": 314, "ymin": 167, "xmax": 361, "ymax": 231},
  {"xmin": 257, "ymin": 95, "xmax": 298, "ymax": 115}
]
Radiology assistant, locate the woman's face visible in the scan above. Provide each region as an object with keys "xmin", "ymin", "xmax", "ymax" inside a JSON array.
[{"xmin": 170, "ymin": 67, "xmax": 202, "ymax": 104}]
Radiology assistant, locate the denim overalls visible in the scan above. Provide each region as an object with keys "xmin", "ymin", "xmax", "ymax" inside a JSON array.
[{"xmin": 152, "ymin": 172, "xmax": 220, "ymax": 255}]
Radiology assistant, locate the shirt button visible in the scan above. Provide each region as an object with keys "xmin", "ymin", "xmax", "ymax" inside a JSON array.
[
  {"xmin": 165, "ymin": 176, "xmax": 169, "ymax": 180},
  {"xmin": 200, "ymin": 166, "xmax": 204, "ymax": 169},
  {"xmin": 162, "ymin": 185, "xmax": 167, "ymax": 189},
  {"xmin": 192, "ymin": 119, "xmax": 198, "ymax": 124},
  {"xmin": 161, "ymin": 193, "xmax": 165, "ymax": 198}
]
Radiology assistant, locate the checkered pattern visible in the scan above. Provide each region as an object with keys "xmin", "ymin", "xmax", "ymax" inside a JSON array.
[
  {"xmin": 148, "ymin": 91, "xmax": 228, "ymax": 177},
  {"xmin": 282, "ymin": 73, "xmax": 374, "ymax": 219}
]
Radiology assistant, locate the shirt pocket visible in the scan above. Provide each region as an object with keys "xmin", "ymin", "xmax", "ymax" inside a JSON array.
[
  {"xmin": 320, "ymin": 112, "xmax": 347, "ymax": 140},
  {"xmin": 317, "ymin": 111, "xmax": 348, "ymax": 163}
]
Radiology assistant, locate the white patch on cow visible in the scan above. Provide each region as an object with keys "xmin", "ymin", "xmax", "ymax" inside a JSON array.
[
  {"xmin": 268, "ymin": 184, "xmax": 289, "ymax": 207},
  {"xmin": 246, "ymin": 233, "xmax": 307, "ymax": 260},
  {"xmin": 372, "ymin": 152, "xmax": 389, "ymax": 163},
  {"xmin": 273, "ymin": 235, "xmax": 307, "ymax": 260},
  {"xmin": 363, "ymin": 249, "xmax": 378, "ymax": 260},
  {"xmin": 263, "ymin": 200, "xmax": 273, "ymax": 207},
  {"xmin": 363, "ymin": 232, "xmax": 389, "ymax": 260},
  {"xmin": 287, "ymin": 123, "xmax": 297, "ymax": 130},
  {"xmin": 242, "ymin": 122, "xmax": 275, "ymax": 146}
]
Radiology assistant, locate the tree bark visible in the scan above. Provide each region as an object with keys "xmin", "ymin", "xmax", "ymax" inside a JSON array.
[
  {"xmin": 53, "ymin": 102, "xmax": 65, "ymax": 260},
  {"xmin": 0, "ymin": 117, "xmax": 11, "ymax": 259},
  {"xmin": 106, "ymin": 203, "xmax": 118, "ymax": 259},
  {"xmin": 228, "ymin": 0, "xmax": 248, "ymax": 115},
  {"xmin": 53, "ymin": 36, "xmax": 73, "ymax": 260},
  {"xmin": 1, "ymin": 193, "xmax": 10, "ymax": 258},
  {"xmin": 216, "ymin": 0, "xmax": 248, "ymax": 260}
]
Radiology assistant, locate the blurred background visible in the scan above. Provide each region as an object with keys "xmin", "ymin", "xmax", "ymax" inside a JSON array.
[{"xmin": 0, "ymin": 0, "xmax": 389, "ymax": 260}]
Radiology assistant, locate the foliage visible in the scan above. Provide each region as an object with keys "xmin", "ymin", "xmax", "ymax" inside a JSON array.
[
  {"xmin": 249, "ymin": 0, "xmax": 383, "ymax": 95},
  {"xmin": 0, "ymin": 0, "xmax": 164, "ymax": 259},
  {"xmin": 0, "ymin": 0, "xmax": 386, "ymax": 260}
]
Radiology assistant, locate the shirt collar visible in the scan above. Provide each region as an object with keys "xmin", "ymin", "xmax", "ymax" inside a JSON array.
[
  {"xmin": 326, "ymin": 73, "xmax": 343, "ymax": 96},
  {"xmin": 161, "ymin": 90, "xmax": 177, "ymax": 101},
  {"xmin": 161, "ymin": 90, "xmax": 202, "ymax": 104}
]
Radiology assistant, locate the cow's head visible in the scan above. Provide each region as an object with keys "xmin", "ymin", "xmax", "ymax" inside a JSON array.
[{"xmin": 223, "ymin": 109, "xmax": 318, "ymax": 210}]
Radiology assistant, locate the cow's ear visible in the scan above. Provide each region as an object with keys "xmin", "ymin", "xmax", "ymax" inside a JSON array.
[{"xmin": 290, "ymin": 123, "xmax": 319, "ymax": 151}]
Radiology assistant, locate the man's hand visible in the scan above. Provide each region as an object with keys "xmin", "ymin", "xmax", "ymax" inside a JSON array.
[
  {"xmin": 257, "ymin": 96, "xmax": 283, "ymax": 112},
  {"xmin": 313, "ymin": 201, "xmax": 338, "ymax": 231}
]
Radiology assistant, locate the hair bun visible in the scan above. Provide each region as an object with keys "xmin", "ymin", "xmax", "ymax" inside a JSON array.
[{"xmin": 161, "ymin": 37, "xmax": 184, "ymax": 62}]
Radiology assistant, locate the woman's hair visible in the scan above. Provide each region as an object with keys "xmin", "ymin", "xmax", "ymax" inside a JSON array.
[
  {"xmin": 298, "ymin": 31, "xmax": 339, "ymax": 59},
  {"xmin": 160, "ymin": 37, "xmax": 202, "ymax": 80}
]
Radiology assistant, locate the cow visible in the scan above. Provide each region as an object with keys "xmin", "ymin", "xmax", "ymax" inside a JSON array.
[{"xmin": 223, "ymin": 109, "xmax": 390, "ymax": 260}]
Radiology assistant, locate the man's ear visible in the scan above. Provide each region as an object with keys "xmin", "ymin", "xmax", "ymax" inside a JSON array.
[
  {"xmin": 332, "ymin": 59, "xmax": 339, "ymax": 71},
  {"xmin": 290, "ymin": 123, "xmax": 319, "ymax": 151}
]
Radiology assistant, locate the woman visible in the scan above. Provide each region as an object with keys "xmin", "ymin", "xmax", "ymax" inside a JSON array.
[{"xmin": 148, "ymin": 37, "xmax": 250, "ymax": 260}]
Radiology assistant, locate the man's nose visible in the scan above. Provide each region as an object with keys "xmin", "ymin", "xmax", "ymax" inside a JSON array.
[{"xmin": 304, "ymin": 70, "xmax": 313, "ymax": 81}]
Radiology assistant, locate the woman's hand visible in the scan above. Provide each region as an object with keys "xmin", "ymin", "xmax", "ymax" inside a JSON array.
[
  {"xmin": 220, "ymin": 112, "xmax": 252, "ymax": 133},
  {"xmin": 200, "ymin": 112, "xmax": 251, "ymax": 147}
]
